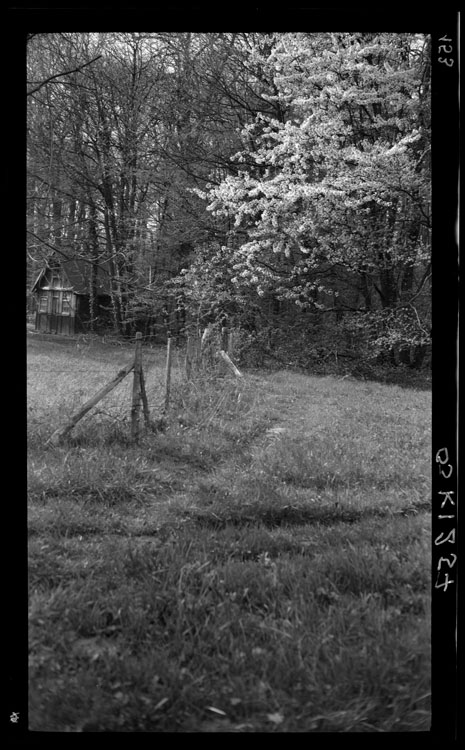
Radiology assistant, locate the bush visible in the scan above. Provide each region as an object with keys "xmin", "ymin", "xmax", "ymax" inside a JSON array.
[{"xmin": 233, "ymin": 319, "xmax": 430, "ymax": 388}]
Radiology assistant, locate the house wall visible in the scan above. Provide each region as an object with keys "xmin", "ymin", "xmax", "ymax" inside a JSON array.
[
  {"xmin": 35, "ymin": 290, "xmax": 113, "ymax": 334},
  {"xmin": 35, "ymin": 289, "xmax": 77, "ymax": 335},
  {"xmin": 33, "ymin": 260, "xmax": 113, "ymax": 335}
]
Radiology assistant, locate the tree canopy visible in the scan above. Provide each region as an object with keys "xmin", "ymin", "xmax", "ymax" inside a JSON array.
[{"xmin": 27, "ymin": 31, "xmax": 431, "ymax": 370}]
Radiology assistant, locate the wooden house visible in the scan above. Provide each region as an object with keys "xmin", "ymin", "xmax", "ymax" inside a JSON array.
[{"xmin": 31, "ymin": 254, "xmax": 112, "ymax": 335}]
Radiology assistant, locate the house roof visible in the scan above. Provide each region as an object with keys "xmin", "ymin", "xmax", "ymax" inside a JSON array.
[
  {"xmin": 62, "ymin": 256, "xmax": 112, "ymax": 295},
  {"xmin": 32, "ymin": 253, "xmax": 112, "ymax": 296}
]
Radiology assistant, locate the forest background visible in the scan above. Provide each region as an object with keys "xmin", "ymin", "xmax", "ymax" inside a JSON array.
[{"xmin": 26, "ymin": 32, "xmax": 431, "ymax": 381}]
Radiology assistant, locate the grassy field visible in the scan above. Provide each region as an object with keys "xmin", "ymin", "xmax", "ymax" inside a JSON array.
[{"xmin": 27, "ymin": 333, "xmax": 432, "ymax": 733}]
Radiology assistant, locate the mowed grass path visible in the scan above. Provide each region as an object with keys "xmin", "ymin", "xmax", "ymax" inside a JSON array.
[{"xmin": 27, "ymin": 335, "xmax": 431, "ymax": 732}]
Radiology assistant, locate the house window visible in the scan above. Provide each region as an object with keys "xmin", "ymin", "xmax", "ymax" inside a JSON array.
[
  {"xmin": 51, "ymin": 291, "xmax": 60, "ymax": 315},
  {"xmin": 62, "ymin": 292, "xmax": 71, "ymax": 315},
  {"xmin": 39, "ymin": 293, "xmax": 48, "ymax": 313}
]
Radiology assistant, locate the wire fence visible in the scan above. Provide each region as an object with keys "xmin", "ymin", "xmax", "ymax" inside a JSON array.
[{"xmin": 27, "ymin": 326, "xmax": 243, "ymax": 445}]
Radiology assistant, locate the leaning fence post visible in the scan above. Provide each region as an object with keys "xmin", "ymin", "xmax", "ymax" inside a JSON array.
[
  {"xmin": 164, "ymin": 334, "xmax": 173, "ymax": 414},
  {"xmin": 131, "ymin": 332, "xmax": 143, "ymax": 440},
  {"xmin": 218, "ymin": 349, "xmax": 243, "ymax": 378},
  {"xmin": 46, "ymin": 360, "xmax": 134, "ymax": 445}
]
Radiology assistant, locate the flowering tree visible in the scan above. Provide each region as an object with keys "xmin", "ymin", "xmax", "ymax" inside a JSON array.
[{"xmin": 196, "ymin": 32, "xmax": 431, "ymax": 365}]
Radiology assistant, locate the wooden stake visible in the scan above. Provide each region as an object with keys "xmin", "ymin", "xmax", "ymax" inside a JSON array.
[
  {"xmin": 200, "ymin": 325, "xmax": 210, "ymax": 351},
  {"xmin": 227, "ymin": 330, "xmax": 234, "ymax": 358},
  {"xmin": 201, "ymin": 325, "xmax": 216, "ymax": 369},
  {"xmin": 185, "ymin": 335, "xmax": 193, "ymax": 379},
  {"xmin": 47, "ymin": 361, "xmax": 134, "ymax": 445},
  {"xmin": 218, "ymin": 349, "xmax": 243, "ymax": 378},
  {"xmin": 131, "ymin": 332, "xmax": 143, "ymax": 440},
  {"xmin": 164, "ymin": 336, "xmax": 173, "ymax": 414},
  {"xmin": 221, "ymin": 326, "xmax": 228, "ymax": 351},
  {"xmin": 195, "ymin": 332, "xmax": 201, "ymax": 368},
  {"xmin": 140, "ymin": 367, "xmax": 151, "ymax": 427}
]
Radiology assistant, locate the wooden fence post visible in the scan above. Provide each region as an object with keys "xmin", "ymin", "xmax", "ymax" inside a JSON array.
[
  {"xmin": 201, "ymin": 325, "xmax": 216, "ymax": 370},
  {"xmin": 221, "ymin": 326, "xmax": 228, "ymax": 352},
  {"xmin": 200, "ymin": 325, "xmax": 210, "ymax": 354},
  {"xmin": 131, "ymin": 332, "xmax": 143, "ymax": 440},
  {"xmin": 139, "ymin": 368, "xmax": 151, "ymax": 428},
  {"xmin": 164, "ymin": 335, "xmax": 173, "ymax": 414},
  {"xmin": 195, "ymin": 331, "xmax": 202, "ymax": 368},
  {"xmin": 227, "ymin": 330, "xmax": 234, "ymax": 358},
  {"xmin": 185, "ymin": 334, "xmax": 193, "ymax": 380}
]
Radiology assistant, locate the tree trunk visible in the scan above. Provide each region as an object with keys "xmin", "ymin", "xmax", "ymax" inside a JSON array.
[
  {"xmin": 104, "ymin": 210, "xmax": 125, "ymax": 336},
  {"xmin": 88, "ymin": 201, "xmax": 100, "ymax": 332},
  {"xmin": 410, "ymin": 343, "xmax": 427, "ymax": 369},
  {"xmin": 358, "ymin": 270, "xmax": 372, "ymax": 310}
]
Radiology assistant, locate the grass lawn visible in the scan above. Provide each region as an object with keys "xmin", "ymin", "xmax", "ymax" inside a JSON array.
[{"xmin": 27, "ymin": 334, "xmax": 431, "ymax": 732}]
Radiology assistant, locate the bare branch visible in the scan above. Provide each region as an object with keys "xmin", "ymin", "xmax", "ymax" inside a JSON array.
[
  {"xmin": 27, "ymin": 230, "xmax": 73, "ymax": 259},
  {"xmin": 27, "ymin": 55, "xmax": 102, "ymax": 96}
]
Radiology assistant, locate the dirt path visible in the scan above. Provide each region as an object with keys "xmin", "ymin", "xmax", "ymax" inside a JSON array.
[{"xmin": 252, "ymin": 371, "xmax": 344, "ymax": 442}]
